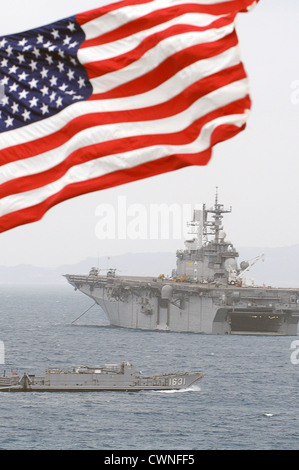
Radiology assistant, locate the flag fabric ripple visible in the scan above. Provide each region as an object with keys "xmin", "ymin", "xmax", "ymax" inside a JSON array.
[{"xmin": 0, "ymin": 0, "xmax": 259, "ymax": 232}]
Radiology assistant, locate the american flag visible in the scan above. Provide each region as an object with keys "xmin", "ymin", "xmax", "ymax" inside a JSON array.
[{"xmin": 0, "ymin": 0, "xmax": 258, "ymax": 233}]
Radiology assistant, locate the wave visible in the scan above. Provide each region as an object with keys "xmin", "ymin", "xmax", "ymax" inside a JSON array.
[{"xmin": 153, "ymin": 384, "xmax": 201, "ymax": 394}]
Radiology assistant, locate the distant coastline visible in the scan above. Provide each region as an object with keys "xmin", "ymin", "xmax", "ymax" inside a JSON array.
[{"xmin": 0, "ymin": 245, "xmax": 299, "ymax": 287}]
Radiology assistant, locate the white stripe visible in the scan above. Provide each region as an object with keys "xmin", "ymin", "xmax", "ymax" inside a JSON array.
[
  {"xmin": 79, "ymin": 12, "xmax": 227, "ymax": 64},
  {"xmin": 89, "ymin": 26, "xmax": 235, "ymax": 94},
  {"xmin": 0, "ymin": 111, "xmax": 248, "ymax": 217},
  {"xmin": 82, "ymin": 0, "xmax": 235, "ymax": 40},
  {"xmin": 83, "ymin": 0, "xmax": 211, "ymax": 40},
  {"xmin": 0, "ymin": 79, "xmax": 248, "ymax": 187},
  {"xmin": 0, "ymin": 44, "xmax": 241, "ymax": 151}
]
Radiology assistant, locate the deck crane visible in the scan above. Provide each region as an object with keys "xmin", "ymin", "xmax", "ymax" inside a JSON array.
[{"xmin": 228, "ymin": 253, "xmax": 264, "ymax": 286}]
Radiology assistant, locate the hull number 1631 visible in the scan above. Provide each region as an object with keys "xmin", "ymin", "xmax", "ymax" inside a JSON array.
[{"xmin": 169, "ymin": 377, "xmax": 186, "ymax": 386}]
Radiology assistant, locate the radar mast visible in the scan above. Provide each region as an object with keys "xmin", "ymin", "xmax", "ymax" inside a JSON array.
[{"xmin": 202, "ymin": 187, "xmax": 232, "ymax": 245}]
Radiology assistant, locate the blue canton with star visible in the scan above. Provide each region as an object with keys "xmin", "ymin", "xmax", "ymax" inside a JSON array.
[{"xmin": 0, "ymin": 16, "xmax": 92, "ymax": 133}]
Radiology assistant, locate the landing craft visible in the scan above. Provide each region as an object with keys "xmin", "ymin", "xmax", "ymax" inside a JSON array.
[
  {"xmin": 0, "ymin": 362, "xmax": 203, "ymax": 392},
  {"xmin": 65, "ymin": 191, "xmax": 299, "ymax": 335}
]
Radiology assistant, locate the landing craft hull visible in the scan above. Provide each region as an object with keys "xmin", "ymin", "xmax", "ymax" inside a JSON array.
[
  {"xmin": 0, "ymin": 381, "xmax": 201, "ymax": 392},
  {"xmin": 65, "ymin": 274, "xmax": 299, "ymax": 335},
  {"xmin": 0, "ymin": 363, "xmax": 203, "ymax": 392}
]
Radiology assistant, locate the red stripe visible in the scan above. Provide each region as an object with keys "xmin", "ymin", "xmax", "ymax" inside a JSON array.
[
  {"xmin": 84, "ymin": 15, "xmax": 234, "ymax": 80},
  {"xmin": 89, "ymin": 31, "xmax": 239, "ymax": 100},
  {"xmin": 0, "ymin": 60, "xmax": 245, "ymax": 166},
  {"xmin": 0, "ymin": 121, "xmax": 245, "ymax": 233},
  {"xmin": 76, "ymin": 0, "xmax": 258, "ymax": 27},
  {"xmin": 81, "ymin": 4, "xmax": 236, "ymax": 50},
  {"xmin": 1, "ymin": 94, "xmax": 250, "ymax": 198}
]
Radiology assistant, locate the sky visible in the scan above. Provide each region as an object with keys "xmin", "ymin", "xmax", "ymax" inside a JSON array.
[{"xmin": 0, "ymin": 0, "xmax": 298, "ymax": 267}]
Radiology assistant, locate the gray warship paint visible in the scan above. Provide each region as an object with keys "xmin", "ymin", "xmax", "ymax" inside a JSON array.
[
  {"xmin": 0, "ymin": 362, "xmax": 204, "ymax": 392},
  {"xmin": 65, "ymin": 191, "xmax": 299, "ymax": 336}
]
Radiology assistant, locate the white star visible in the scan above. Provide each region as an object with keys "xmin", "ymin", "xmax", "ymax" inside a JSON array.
[
  {"xmin": 59, "ymin": 83, "xmax": 68, "ymax": 92},
  {"xmin": 19, "ymin": 89, "xmax": 29, "ymax": 100},
  {"xmin": 63, "ymin": 36, "xmax": 71, "ymax": 46},
  {"xmin": 18, "ymin": 38, "xmax": 28, "ymax": 47},
  {"xmin": 0, "ymin": 76, "xmax": 9, "ymax": 86},
  {"xmin": 68, "ymin": 41, "xmax": 78, "ymax": 49},
  {"xmin": 32, "ymin": 47, "xmax": 41, "ymax": 58},
  {"xmin": 45, "ymin": 55, "xmax": 54, "ymax": 65},
  {"xmin": 78, "ymin": 77, "xmax": 85, "ymax": 89},
  {"xmin": 58, "ymin": 49, "xmax": 65, "ymax": 58},
  {"xmin": 67, "ymin": 69, "xmax": 75, "ymax": 81},
  {"xmin": 18, "ymin": 71, "xmax": 28, "ymax": 81},
  {"xmin": 67, "ymin": 22, "xmax": 76, "ymax": 32},
  {"xmin": 40, "ymin": 103, "xmax": 49, "ymax": 115},
  {"xmin": 6, "ymin": 45, "xmax": 13, "ymax": 56},
  {"xmin": 56, "ymin": 96, "xmax": 63, "ymax": 108},
  {"xmin": 11, "ymin": 102, "xmax": 19, "ymax": 114},
  {"xmin": 0, "ymin": 38, "xmax": 7, "ymax": 48},
  {"xmin": 17, "ymin": 53, "xmax": 25, "ymax": 64},
  {"xmin": 9, "ymin": 82, "xmax": 18, "ymax": 92},
  {"xmin": 49, "ymin": 91, "xmax": 56, "ymax": 102},
  {"xmin": 40, "ymin": 85, "xmax": 49, "ymax": 96},
  {"xmin": 28, "ymin": 78, "xmax": 39, "ymax": 89},
  {"xmin": 43, "ymin": 41, "xmax": 53, "ymax": 49},
  {"xmin": 50, "ymin": 75, "xmax": 58, "ymax": 87},
  {"xmin": 1, "ymin": 95, "xmax": 9, "ymax": 106},
  {"xmin": 36, "ymin": 34, "xmax": 44, "ymax": 44},
  {"xmin": 57, "ymin": 62, "xmax": 64, "ymax": 72},
  {"xmin": 40, "ymin": 67, "xmax": 49, "ymax": 79},
  {"xmin": 23, "ymin": 45, "xmax": 32, "ymax": 52},
  {"xmin": 9, "ymin": 65, "xmax": 18, "ymax": 74},
  {"xmin": 29, "ymin": 96, "xmax": 39, "ymax": 108},
  {"xmin": 1, "ymin": 58, "xmax": 8, "ymax": 67},
  {"xmin": 69, "ymin": 57, "xmax": 77, "ymax": 66},
  {"xmin": 51, "ymin": 29, "xmax": 60, "ymax": 39},
  {"xmin": 22, "ymin": 109, "xmax": 31, "ymax": 121},
  {"xmin": 5, "ymin": 116, "xmax": 14, "ymax": 128},
  {"xmin": 29, "ymin": 60, "xmax": 37, "ymax": 71}
]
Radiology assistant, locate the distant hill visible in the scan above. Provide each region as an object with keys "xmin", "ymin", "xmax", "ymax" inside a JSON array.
[
  {"xmin": 237, "ymin": 245, "xmax": 299, "ymax": 287},
  {"xmin": 0, "ymin": 253, "xmax": 176, "ymax": 285},
  {"xmin": 0, "ymin": 245, "xmax": 299, "ymax": 287}
]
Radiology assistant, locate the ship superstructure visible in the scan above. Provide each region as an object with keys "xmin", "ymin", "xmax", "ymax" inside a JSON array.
[
  {"xmin": 65, "ymin": 191, "xmax": 299, "ymax": 335},
  {"xmin": 174, "ymin": 190, "xmax": 240, "ymax": 284}
]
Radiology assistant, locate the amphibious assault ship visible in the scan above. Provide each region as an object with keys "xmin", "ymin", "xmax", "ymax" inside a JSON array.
[
  {"xmin": 65, "ymin": 192, "xmax": 299, "ymax": 335},
  {"xmin": 0, "ymin": 362, "xmax": 203, "ymax": 392}
]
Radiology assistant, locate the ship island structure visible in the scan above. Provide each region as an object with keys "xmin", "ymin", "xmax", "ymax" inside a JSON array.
[{"xmin": 65, "ymin": 192, "xmax": 299, "ymax": 336}]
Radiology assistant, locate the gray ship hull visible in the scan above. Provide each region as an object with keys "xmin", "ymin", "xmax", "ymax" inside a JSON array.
[{"xmin": 65, "ymin": 274, "xmax": 299, "ymax": 335}]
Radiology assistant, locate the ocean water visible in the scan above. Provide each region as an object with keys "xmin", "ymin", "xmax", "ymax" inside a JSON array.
[{"xmin": 0, "ymin": 284, "xmax": 298, "ymax": 450}]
